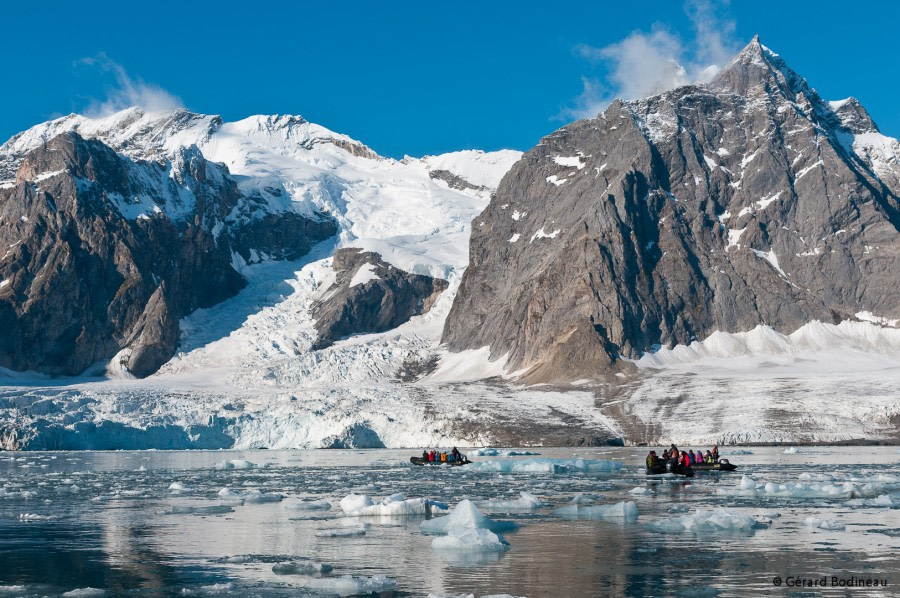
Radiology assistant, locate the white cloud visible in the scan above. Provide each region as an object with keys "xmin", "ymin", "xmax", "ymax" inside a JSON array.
[
  {"xmin": 559, "ymin": 0, "xmax": 741, "ymax": 121},
  {"xmin": 75, "ymin": 53, "xmax": 183, "ymax": 116}
]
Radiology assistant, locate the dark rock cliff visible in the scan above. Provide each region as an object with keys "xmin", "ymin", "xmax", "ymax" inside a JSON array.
[
  {"xmin": 312, "ymin": 248, "xmax": 448, "ymax": 349},
  {"xmin": 443, "ymin": 37, "xmax": 900, "ymax": 382},
  {"xmin": 0, "ymin": 132, "xmax": 335, "ymax": 376}
]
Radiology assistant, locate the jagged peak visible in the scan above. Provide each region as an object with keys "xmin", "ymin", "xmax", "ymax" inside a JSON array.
[
  {"xmin": 829, "ymin": 97, "xmax": 879, "ymax": 134},
  {"xmin": 709, "ymin": 35, "xmax": 809, "ymax": 99}
]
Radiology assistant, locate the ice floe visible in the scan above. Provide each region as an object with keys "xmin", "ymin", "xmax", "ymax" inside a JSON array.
[
  {"xmin": 431, "ymin": 526, "xmax": 510, "ymax": 552},
  {"xmin": 646, "ymin": 509, "xmax": 766, "ymax": 534},
  {"xmin": 554, "ymin": 501, "xmax": 639, "ymax": 521},
  {"xmin": 476, "ymin": 491, "xmax": 543, "ymax": 510},
  {"xmin": 467, "ymin": 458, "xmax": 621, "ymax": 474},
  {"xmin": 214, "ymin": 459, "xmax": 256, "ymax": 470},
  {"xmin": 283, "ymin": 499, "xmax": 332, "ymax": 511},
  {"xmin": 470, "ymin": 448, "xmax": 541, "ymax": 457},
  {"xmin": 294, "ymin": 575, "xmax": 397, "ymax": 596},
  {"xmin": 271, "ymin": 562, "xmax": 333, "ymax": 575},
  {"xmin": 339, "ymin": 492, "xmax": 440, "ymax": 516},
  {"xmin": 805, "ymin": 516, "xmax": 845, "ymax": 530}
]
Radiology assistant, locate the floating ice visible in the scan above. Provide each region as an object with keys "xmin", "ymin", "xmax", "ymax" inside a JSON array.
[
  {"xmin": 271, "ymin": 562, "xmax": 333, "ymax": 575},
  {"xmin": 471, "ymin": 448, "xmax": 541, "ymax": 457},
  {"xmin": 283, "ymin": 499, "xmax": 332, "ymax": 511},
  {"xmin": 340, "ymin": 492, "xmax": 435, "ymax": 516},
  {"xmin": 477, "ymin": 491, "xmax": 543, "ymax": 510},
  {"xmin": 467, "ymin": 458, "xmax": 622, "ymax": 474},
  {"xmin": 421, "ymin": 500, "xmax": 518, "ymax": 534},
  {"xmin": 431, "ymin": 526, "xmax": 510, "ymax": 552},
  {"xmin": 719, "ymin": 476, "xmax": 860, "ymax": 499},
  {"xmin": 647, "ymin": 508, "xmax": 762, "ymax": 534},
  {"xmin": 169, "ymin": 505, "xmax": 234, "ymax": 515},
  {"xmin": 554, "ymin": 501, "xmax": 639, "ymax": 521},
  {"xmin": 629, "ymin": 487, "xmax": 654, "ymax": 495},
  {"xmin": 168, "ymin": 482, "xmax": 185, "ymax": 492},
  {"xmin": 17, "ymin": 513, "xmax": 54, "ymax": 521},
  {"xmin": 61, "ymin": 590, "xmax": 106, "ymax": 597},
  {"xmin": 294, "ymin": 574, "xmax": 396, "ymax": 596},
  {"xmin": 242, "ymin": 490, "xmax": 284, "ymax": 504},
  {"xmin": 784, "ymin": 447, "xmax": 799, "ymax": 454},
  {"xmin": 215, "ymin": 459, "xmax": 256, "ymax": 470},
  {"xmin": 315, "ymin": 524, "xmax": 369, "ymax": 537},
  {"xmin": 846, "ymin": 494, "xmax": 894, "ymax": 507},
  {"xmin": 805, "ymin": 517, "xmax": 845, "ymax": 530}
]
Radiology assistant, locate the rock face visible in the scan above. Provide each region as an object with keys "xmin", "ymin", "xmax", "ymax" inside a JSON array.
[
  {"xmin": 312, "ymin": 248, "xmax": 448, "ymax": 349},
  {"xmin": 444, "ymin": 37, "xmax": 900, "ymax": 382},
  {"xmin": 0, "ymin": 132, "xmax": 335, "ymax": 376}
]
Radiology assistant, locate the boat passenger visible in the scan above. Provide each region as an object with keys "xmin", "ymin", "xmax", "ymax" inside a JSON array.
[
  {"xmin": 711, "ymin": 445, "xmax": 719, "ymax": 462},
  {"xmin": 440, "ymin": 451, "xmax": 447, "ymax": 462},
  {"xmin": 422, "ymin": 450, "xmax": 428, "ymax": 460},
  {"xmin": 662, "ymin": 449, "xmax": 670, "ymax": 460},
  {"xmin": 646, "ymin": 451, "xmax": 657, "ymax": 468},
  {"xmin": 705, "ymin": 450, "xmax": 713, "ymax": 463},
  {"xmin": 681, "ymin": 451, "xmax": 691, "ymax": 469},
  {"xmin": 429, "ymin": 450, "xmax": 437, "ymax": 462},
  {"xmin": 451, "ymin": 447, "xmax": 462, "ymax": 461}
]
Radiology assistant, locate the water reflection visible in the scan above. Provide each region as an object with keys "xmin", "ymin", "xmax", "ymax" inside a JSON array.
[{"xmin": 0, "ymin": 447, "xmax": 897, "ymax": 597}]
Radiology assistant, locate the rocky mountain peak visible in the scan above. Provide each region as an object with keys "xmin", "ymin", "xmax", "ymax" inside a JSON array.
[
  {"xmin": 830, "ymin": 97, "xmax": 879, "ymax": 134},
  {"xmin": 710, "ymin": 35, "xmax": 810, "ymax": 100}
]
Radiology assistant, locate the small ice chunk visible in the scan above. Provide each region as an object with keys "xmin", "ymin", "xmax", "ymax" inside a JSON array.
[
  {"xmin": 805, "ymin": 517, "xmax": 845, "ymax": 530},
  {"xmin": 477, "ymin": 491, "xmax": 543, "ymax": 510},
  {"xmin": 283, "ymin": 499, "xmax": 332, "ymax": 511},
  {"xmin": 431, "ymin": 526, "xmax": 510, "ymax": 552},
  {"xmin": 169, "ymin": 505, "xmax": 234, "ymax": 515},
  {"xmin": 629, "ymin": 487, "xmax": 654, "ymax": 495},
  {"xmin": 783, "ymin": 447, "xmax": 799, "ymax": 454},
  {"xmin": 555, "ymin": 501, "xmax": 639, "ymax": 521},
  {"xmin": 62, "ymin": 590, "xmax": 106, "ymax": 597},
  {"xmin": 739, "ymin": 476, "xmax": 757, "ymax": 490},
  {"xmin": 168, "ymin": 482, "xmax": 185, "ymax": 492},
  {"xmin": 272, "ymin": 562, "xmax": 333, "ymax": 575},
  {"xmin": 646, "ymin": 508, "xmax": 760, "ymax": 534},
  {"xmin": 315, "ymin": 525, "xmax": 369, "ymax": 537},
  {"xmin": 295, "ymin": 574, "xmax": 397, "ymax": 596},
  {"xmin": 215, "ymin": 459, "xmax": 256, "ymax": 470}
]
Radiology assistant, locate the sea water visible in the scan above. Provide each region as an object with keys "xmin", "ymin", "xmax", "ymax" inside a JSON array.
[{"xmin": 0, "ymin": 447, "xmax": 897, "ymax": 597}]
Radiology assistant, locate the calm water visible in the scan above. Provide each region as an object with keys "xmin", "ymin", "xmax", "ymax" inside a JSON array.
[{"xmin": 0, "ymin": 447, "xmax": 898, "ymax": 597}]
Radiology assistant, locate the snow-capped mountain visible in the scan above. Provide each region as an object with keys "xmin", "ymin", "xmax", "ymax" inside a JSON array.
[
  {"xmin": 445, "ymin": 36, "xmax": 900, "ymax": 383},
  {"xmin": 0, "ymin": 37, "xmax": 898, "ymax": 450}
]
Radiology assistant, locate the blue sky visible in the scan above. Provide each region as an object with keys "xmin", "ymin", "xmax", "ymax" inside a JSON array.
[{"xmin": 2, "ymin": 1, "xmax": 898, "ymax": 158}]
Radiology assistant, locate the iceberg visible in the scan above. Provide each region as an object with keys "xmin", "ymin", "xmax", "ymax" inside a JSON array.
[
  {"xmin": 421, "ymin": 500, "xmax": 518, "ymax": 534},
  {"xmin": 340, "ymin": 492, "xmax": 435, "ymax": 516}
]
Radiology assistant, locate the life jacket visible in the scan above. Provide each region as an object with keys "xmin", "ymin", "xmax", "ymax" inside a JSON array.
[
  {"xmin": 646, "ymin": 455, "xmax": 654, "ymax": 467},
  {"xmin": 682, "ymin": 454, "xmax": 690, "ymax": 468},
  {"xmin": 429, "ymin": 451, "xmax": 436, "ymax": 461},
  {"xmin": 441, "ymin": 452, "xmax": 447, "ymax": 462}
]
